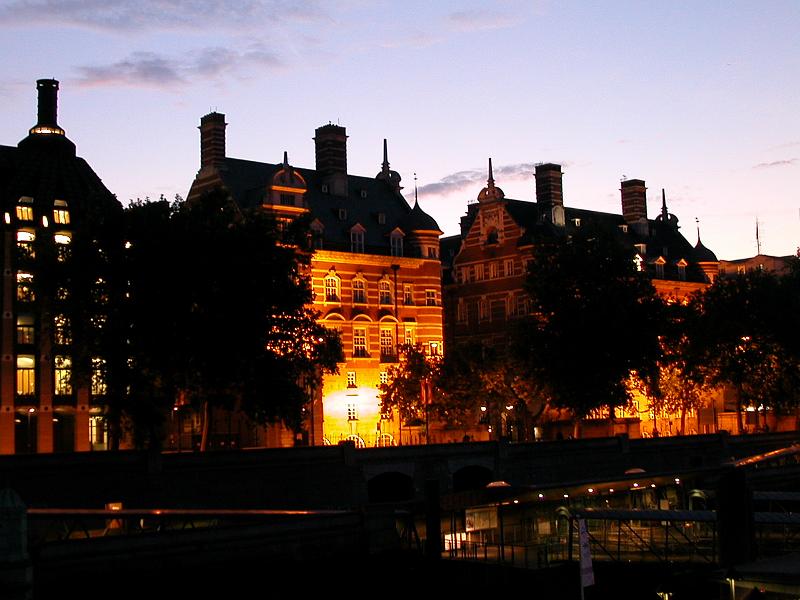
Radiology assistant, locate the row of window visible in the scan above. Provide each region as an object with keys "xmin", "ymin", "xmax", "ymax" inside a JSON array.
[
  {"xmin": 16, "ymin": 314, "xmax": 72, "ymax": 345},
  {"xmin": 456, "ymin": 294, "xmax": 531, "ymax": 323},
  {"xmin": 15, "ymin": 230, "xmax": 72, "ymax": 262},
  {"xmin": 9, "ymin": 197, "xmax": 70, "ymax": 226},
  {"xmin": 15, "ymin": 355, "xmax": 106, "ymax": 397},
  {"xmin": 311, "ymin": 222, "xmax": 405, "ymax": 256},
  {"xmin": 458, "ymin": 258, "xmax": 520, "ymax": 284},
  {"xmin": 14, "ymin": 272, "xmax": 109, "ymax": 305},
  {"xmin": 322, "ymin": 273, "xmax": 439, "ymax": 307}
]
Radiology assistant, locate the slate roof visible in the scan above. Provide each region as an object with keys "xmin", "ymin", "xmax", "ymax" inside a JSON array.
[{"xmin": 216, "ymin": 156, "xmax": 441, "ymax": 256}]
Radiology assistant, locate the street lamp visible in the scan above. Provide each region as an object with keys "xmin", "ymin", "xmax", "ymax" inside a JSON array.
[{"xmin": 26, "ymin": 407, "xmax": 35, "ymax": 453}]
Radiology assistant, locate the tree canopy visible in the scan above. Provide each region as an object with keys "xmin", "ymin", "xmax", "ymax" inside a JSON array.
[
  {"xmin": 512, "ymin": 226, "xmax": 665, "ymax": 421},
  {"xmin": 119, "ymin": 190, "xmax": 342, "ymax": 448}
]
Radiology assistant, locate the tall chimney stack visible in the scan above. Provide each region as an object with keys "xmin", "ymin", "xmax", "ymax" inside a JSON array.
[
  {"xmin": 535, "ymin": 163, "xmax": 565, "ymax": 226},
  {"xmin": 314, "ymin": 124, "xmax": 348, "ymax": 196},
  {"xmin": 199, "ymin": 112, "xmax": 226, "ymax": 172},
  {"xmin": 36, "ymin": 79, "xmax": 59, "ymax": 128},
  {"xmin": 621, "ymin": 179, "xmax": 648, "ymax": 226}
]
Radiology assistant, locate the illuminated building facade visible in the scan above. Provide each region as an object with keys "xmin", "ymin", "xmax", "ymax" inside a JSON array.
[
  {"xmin": 187, "ymin": 115, "xmax": 444, "ymax": 447},
  {"xmin": 0, "ymin": 80, "xmax": 122, "ymax": 454},
  {"xmin": 441, "ymin": 161, "xmax": 721, "ymax": 439}
]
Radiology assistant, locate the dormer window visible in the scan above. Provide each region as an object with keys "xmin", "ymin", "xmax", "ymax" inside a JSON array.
[
  {"xmin": 378, "ymin": 212, "xmax": 386, "ymax": 225},
  {"xmin": 676, "ymin": 258, "xmax": 688, "ymax": 281},
  {"xmin": 572, "ymin": 218, "xmax": 581, "ymax": 227},
  {"xmin": 635, "ymin": 243, "xmax": 646, "ymax": 256},
  {"xmin": 633, "ymin": 254, "xmax": 644, "ymax": 272},
  {"xmin": 16, "ymin": 197, "xmax": 33, "ymax": 222},
  {"xmin": 322, "ymin": 184, "xmax": 329, "ymax": 194},
  {"xmin": 53, "ymin": 199, "xmax": 70, "ymax": 225},
  {"xmin": 620, "ymin": 224, "xmax": 629, "ymax": 233},
  {"xmin": 338, "ymin": 208, "xmax": 347, "ymax": 221},
  {"xmin": 654, "ymin": 257, "xmax": 666, "ymax": 279},
  {"xmin": 360, "ymin": 190, "xmax": 368, "ymax": 199},
  {"xmin": 310, "ymin": 220, "xmax": 324, "ymax": 249},
  {"xmin": 390, "ymin": 230, "xmax": 403, "ymax": 257},
  {"xmin": 350, "ymin": 225, "xmax": 365, "ymax": 253}
]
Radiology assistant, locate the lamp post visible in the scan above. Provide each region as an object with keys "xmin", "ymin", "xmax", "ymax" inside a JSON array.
[{"xmin": 26, "ymin": 407, "xmax": 35, "ymax": 453}]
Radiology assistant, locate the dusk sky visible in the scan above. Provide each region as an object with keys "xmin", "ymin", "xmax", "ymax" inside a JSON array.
[{"xmin": 1, "ymin": 0, "xmax": 797, "ymax": 260}]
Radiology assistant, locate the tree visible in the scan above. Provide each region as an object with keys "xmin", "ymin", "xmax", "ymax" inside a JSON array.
[
  {"xmin": 121, "ymin": 189, "xmax": 342, "ymax": 449},
  {"xmin": 512, "ymin": 226, "xmax": 665, "ymax": 436},
  {"xmin": 683, "ymin": 268, "xmax": 800, "ymax": 433},
  {"xmin": 380, "ymin": 344, "xmax": 440, "ymax": 441},
  {"xmin": 436, "ymin": 341, "xmax": 548, "ymax": 441}
]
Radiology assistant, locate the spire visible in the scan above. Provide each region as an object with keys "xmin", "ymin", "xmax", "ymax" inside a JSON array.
[
  {"xmin": 283, "ymin": 150, "xmax": 289, "ymax": 167},
  {"xmin": 381, "ymin": 138, "xmax": 390, "ymax": 175},
  {"xmin": 696, "ymin": 217, "xmax": 701, "ymax": 244},
  {"xmin": 661, "ymin": 189, "xmax": 669, "ymax": 221},
  {"xmin": 375, "ymin": 138, "xmax": 402, "ymax": 190},
  {"xmin": 414, "ymin": 172, "xmax": 418, "ymax": 207},
  {"xmin": 756, "ymin": 217, "xmax": 762, "ymax": 255},
  {"xmin": 477, "ymin": 157, "xmax": 505, "ymax": 202}
]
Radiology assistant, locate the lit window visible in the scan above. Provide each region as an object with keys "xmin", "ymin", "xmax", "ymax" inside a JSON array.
[
  {"xmin": 475, "ymin": 264, "xmax": 484, "ymax": 281},
  {"xmin": 380, "ymin": 328, "xmax": 395, "ymax": 358},
  {"xmin": 429, "ymin": 341, "xmax": 441, "ymax": 356},
  {"xmin": 352, "ymin": 278, "xmax": 366, "ymax": 304},
  {"xmin": 53, "ymin": 314, "xmax": 72, "ymax": 345},
  {"xmin": 90, "ymin": 314, "xmax": 107, "ymax": 330},
  {"xmin": 91, "ymin": 357, "xmax": 107, "ymax": 396},
  {"xmin": 16, "ymin": 354, "xmax": 35, "ymax": 395},
  {"xmin": 350, "ymin": 228, "xmax": 365, "ymax": 253},
  {"xmin": 16, "ymin": 230, "xmax": 35, "ymax": 259},
  {"xmin": 16, "ymin": 197, "xmax": 33, "ymax": 222},
  {"xmin": 16, "ymin": 315, "xmax": 34, "ymax": 345},
  {"xmin": 53, "ymin": 199, "xmax": 70, "ymax": 225},
  {"xmin": 573, "ymin": 218, "xmax": 581, "ymax": 227},
  {"xmin": 633, "ymin": 255, "xmax": 644, "ymax": 272},
  {"xmin": 324, "ymin": 275, "xmax": 340, "ymax": 302},
  {"xmin": 504, "ymin": 259, "xmax": 514, "ymax": 277},
  {"xmin": 489, "ymin": 262, "xmax": 500, "ymax": 279},
  {"xmin": 404, "ymin": 327, "xmax": 415, "ymax": 346},
  {"xmin": 54, "ymin": 355, "xmax": 72, "ymax": 395},
  {"xmin": 426, "ymin": 289, "xmax": 437, "ymax": 306},
  {"xmin": 16, "ymin": 272, "xmax": 34, "ymax": 302},
  {"xmin": 347, "ymin": 402, "xmax": 358, "ymax": 421},
  {"xmin": 353, "ymin": 327, "xmax": 368, "ymax": 358},
  {"xmin": 479, "ymin": 298, "xmax": 488, "ymax": 320},
  {"xmin": 390, "ymin": 232, "xmax": 403, "ymax": 257},
  {"xmin": 56, "ymin": 286, "xmax": 69, "ymax": 301},
  {"xmin": 347, "ymin": 371, "xmax": 357, "ymax": 387},
  {"xmin": 379, "ymin": 280, "xmax": 392, "ymax": 305},
  {"xmin": 379, "ymin": 371, "xmax": 388, "ymax": 385},
  {"xmin": 403, "ymin": 284, "xmax": 413, "ymax": 306}
]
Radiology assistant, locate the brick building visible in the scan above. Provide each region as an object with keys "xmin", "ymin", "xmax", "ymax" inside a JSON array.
[{"xmin": 187, "ymin": 115, "xmax": 444, "ymax": 447}]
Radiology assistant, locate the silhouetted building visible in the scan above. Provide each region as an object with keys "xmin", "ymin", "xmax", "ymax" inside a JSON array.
[
  {"xmin": 719, "ymin": 253, "xmax": 797, "ymax": 278},
  {"xmin": 187, "ymin": 116, "xmax": 444, "ymax": 447},
  {"xmin": 0, "ymin": 80, "xmax": 122, "ymax": 454}
]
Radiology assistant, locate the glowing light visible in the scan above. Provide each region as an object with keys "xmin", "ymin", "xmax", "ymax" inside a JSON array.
[
  {"xmin": 587, "ymin": 488, "xmax": 594, "ymax": 493},
  {"xmin": 563, "ymin": 493, "xmax": 569, "ymax": 498},
  {"xmin": 4, "ymin": 213, "xmax": 10, "ymax": 224},
  {"xmin": 480, "ymin": 406, "xmax": 487, "ymax": 412},
  {"xmin": 538, "ymin": 493, "xmax": 544, "ymax": 499},
  {"xmin": 609, "ymin": 488, "xmax": 614, "ymax": 493},
  {"xmin": 674, "ymin": 478, "xmax": 681, "ymax": 484},
  {"xmin": 650, "ymin": 483, "xmax": 656, "ymax": 488},
  {"xmin": 42, "ymin": 215, "xmax": 49, "ymax": 228},
  {"xmin": 513, "ymin": 499, "xmax": 519, "ymax": 504},
  {"xmin": 633, "ymin": 483, "xmax": 639, "ymax": 488},
  {"xmin": 505, "ymin": 405, "xmax": 514, "ymax": 411},
  {"xmin": 27, "ymin": 407, "xmax": 35, "ymax": 414}
]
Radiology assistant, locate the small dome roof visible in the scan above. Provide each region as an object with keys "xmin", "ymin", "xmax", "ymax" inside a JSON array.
[
  {"xmin": 399, "ymin": 201, "xmax": 442, "ymax": 233},
  {"xmin": 693, "ymin": 239, "xmax": 718, "ymax": 262}
]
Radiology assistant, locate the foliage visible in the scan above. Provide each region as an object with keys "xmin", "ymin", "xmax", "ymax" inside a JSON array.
[
  {"xmin": 380, "ymin": 344, "xmax": 440, "ymax": 427},
  {"xmin": 512, "ymin": 225, "xmax": 665, "ymax": 419},
  {"xmin": 120, "ymin": 189, "xmax": 342, "ymax": 448}
]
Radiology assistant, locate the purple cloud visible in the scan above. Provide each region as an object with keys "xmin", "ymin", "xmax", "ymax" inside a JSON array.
[
  {"xmin": 752, "ymin": 158, "xmax": 797, "ymax": 169},
  {"xmin": 409, "ymin": 162, "xmax": 547, "ymax": 199},
  {"xmin": 447, "ymin": 9, "xmax": 515, "ymax": 32}
]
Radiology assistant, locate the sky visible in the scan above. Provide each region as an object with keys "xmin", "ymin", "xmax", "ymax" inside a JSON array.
[{"xmin": 0, "ymin": 0, "xmax": 797, "ymax": 260}]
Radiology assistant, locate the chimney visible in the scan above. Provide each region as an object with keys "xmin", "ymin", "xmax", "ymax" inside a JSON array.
[
  {"xmin": 535, "ymin": 163, "xmax": 563, "ymax": 209},
  {"xmin": 314, "ymin": 124, "xmax": 348, "ymax": 196},
  {"xmin": 36, "ymin": 79, "xmax": 59, "ymax": 128},
  {"xmin": 199, "ymin": 112, "xmax": 226, "ymax": 171},
  {"xmin": 621, "ymin": 179, "xmax": 648, "ymax": 225}
]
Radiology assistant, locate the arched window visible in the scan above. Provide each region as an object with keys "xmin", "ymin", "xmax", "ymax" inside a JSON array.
[
  {"xmin": 378, "ymin": 280, "xmax": 392, "ymax": 305},
  {"xmin": 324, "ymin": 270, "xmax": 340, "ymax": 302}
]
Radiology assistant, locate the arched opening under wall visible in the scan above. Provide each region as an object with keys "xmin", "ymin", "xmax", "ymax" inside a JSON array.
[
  {"xmin": 368, "ymin": 471, "xmax": 415, "ymax": 504},
  {"xmin": 452, "ymin": 465, "xmax": 494, "ymax": 492}
]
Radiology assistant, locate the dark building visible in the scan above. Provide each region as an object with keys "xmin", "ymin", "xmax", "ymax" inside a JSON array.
[{"xmin": 0, "ymin": 80, "xmax": 122, "ymax": 454}]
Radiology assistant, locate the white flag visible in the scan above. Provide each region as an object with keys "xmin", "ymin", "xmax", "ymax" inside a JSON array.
[{"xmin": 578, "ymin": 518, "xmax": 595, "ymax": 588}]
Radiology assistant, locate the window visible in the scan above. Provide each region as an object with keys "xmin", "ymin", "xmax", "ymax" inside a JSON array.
[
  {"xmin": 379, "ymin": 280, "xmax": 392, "ymax": 305},
  {"xmin": 91, "ymin": 357, "xmax": 107, "ymax": 396},
  {"xmin": 403, "ymin": 284, "xmax": 413, "ymax": 306},
  {"xmin": 475, "ymin": 264, "xmax": 484, "ymax": 281},
  {"xmin": 635, "ymin": 243, "xmax": 646, "ymax": 256},
  {"xmin": 426, "ymin": 289, "xmax": 437, "ymax": 306},
  {"xmin": 346, "ymin": 371, "xmax": 356, "ymax": 387},
  {"xmin": 324, "ymin": 274, "xmax": 340, "ymax": 302},
  {"xmin": 16, "ymin": 272, "xmax": 34, "ymax": 302},
  {"xmin": 380, "ymin": 328, "xmax": 395, "ymax": 358},
  {"xmin": 516, "ymin": 295, "xmax": 529, "ymax": 317},
  {"xmin": 429, "ymin": 341, "xmax": 441, "ymax": 356},
  {"xmin": 338, "ymin": 208, "xmax": 347, "ymax": 220},
  {"xmin": 378, "ymin": 213, "xmax": 386, "ymax": 225},
  {"xmin": 504, "ymin": 259, "xmax": 514, "ymax": 277},
  {"xmin": 737, "ymin": 265, "xmax": 746, "ymax": 275},
  {"xmin": 350, "ymin": 228, "xmax": 364, "ymax": 253},
  {"xmin": 16, "ymin": 315, "xmax": 34, "ymax": 345},
  {"xmin": 55, "ymin": 233, "xmax": 71, "ymax": 261},
  {"xmin": 572, "ymin": 218, "xmax": 581, "ymax": 227},
  {"xmin": 619, "ymin": 224, "xmax": 629, "ymax": 233},
  {"xmin": 655, "ymin": 262, "xmax": 665, "ymax": 278},
  {"xmin": 379, "ymin": 371, "xmax": 388, "ymax": 385},
  {"xmin": 53, "ymin": 199, "xmax": 70, "ymax": 225},
  {"xmin": 390, "ymin": 231, "xmax": 403, "ymax": 257},
  {"xmin": 279, "ymin": 193, "xmax": 295, "ymax": 206},
  {"xmin": 54, "ymin": 355, "xmax": 72, "ymax": 395},
  {"xmin": 404, "ymin": 326, "xmax": 416, "ymax": 346},
  {"xmin": 486, "ymin": 228, "xmax": 498, "ymax": 244},
  {"xmin": 489, "ymin": 262, "xmax": 500, "ymax": 279},
  {"xmin": 16, "ymin": 197, "xmax": 33, "ymax": 222},
  {"xmin": 352, "ymin": 279, "xmax": 366, "ymax": 304},
  {"xmin": 360, "ymin": 189, "xmax": 368, "ymax": 199},
  {"xmin": 347, "ymin": 402, "xmax": 358, "ymax": 421},
  {"xmin": 427, "ymin": 247, "xmax": 437, "ymax": 258},
  {"xmin": 16, "ymin": 230, "xmax": 35, "ymax": 259},
  {"xmin": 56, "ymin": 286, "xmax": 69, "ymax": 301},
  {"xmin": 310, "ymin": 222, "xmax": 324, "ymax": 249},
  {"xmin": 677, "ymin": 264, "xmax": 686, "ymax": 281},
  {"xmin": 479, "ymin": 298, "xmax": 488, "ymax": 321},
  {"xmin": 457, "ymin": 300, "xmax": 466, "ymax": 323},
  {"xmin": 53, "ymin": 314, "xmax": 72, "ymax": 345},
  {"xmin": 16, "ymin": 355, "xmax": 35, "ymax": 395},
  {"xmin": 633, "ymin": 254, "xmax": 644, "ymax": 272},
  {"xmin": 353, "ymin": 327, "xmax": 368, "ymax": 358}
]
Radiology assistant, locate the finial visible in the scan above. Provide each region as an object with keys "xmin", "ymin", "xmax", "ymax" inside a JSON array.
[
  {"xmin": 381, "ymin": 138, "xmax": 390, "ymax": 176},
  {"xmin": 695, "ymin": 217, "xmax": 701, "ymax": 244},
  {"xmin": 283, "ymin": 150, "xmax": 289, "ymax": 167},
  {"xmin": 487, "ymin": 158, "xmax": 495, "ymax": 188},
  {"xmin": 414, "ymin": 172, "xmax": 418, "ymax": 206},
  {"xmin": 661, "ymin": 189, "xmax": 669, "ymax": 220}
]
